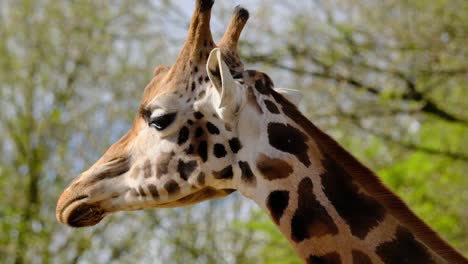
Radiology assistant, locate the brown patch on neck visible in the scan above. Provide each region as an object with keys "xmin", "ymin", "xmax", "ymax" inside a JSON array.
[
  {"xmin": 306, "ymin": 252, "xmax": 341, "ymax": 264},
  {"xmin": 291, "ymin": 177, "xmax": 339, "ymax": 242},
  {"xmin": 256, "ymin": 153, "xmax": 293, "ymax": 180},
  {"xmin": 320, "ymin": 153, "xmax": 386, "ymax": 239},
  {"xmin": 267, "ymin": 122, "xmax": 310, "ymax": 167},
  {"xmin": 352, "ymin": 250, "xmax": 372, "ymax": 264},
  {"xmin": 270, "ymin": 89, "xmax": 467, "ymax": 263},
  {"xmin": 266, "ymin": 190, "xmax": 289, "ymax": 224},
  {"xmin": 376, "ymin": 226, "xmax": 436, "ymax": 263}
]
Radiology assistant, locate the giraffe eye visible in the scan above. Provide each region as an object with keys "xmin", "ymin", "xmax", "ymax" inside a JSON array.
[{"xmin": 149, "ymin": 113, "xmax": 177, "ymax": 131}]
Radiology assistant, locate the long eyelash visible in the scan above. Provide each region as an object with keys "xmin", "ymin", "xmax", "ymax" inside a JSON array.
[{"xmin": 139, "ymin": 107, "xmax": 152, "ymax": 121}]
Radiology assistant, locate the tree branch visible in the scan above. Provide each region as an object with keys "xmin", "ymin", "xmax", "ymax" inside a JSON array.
[
  {"xmin": 341, "ymin": 113, "xmax": 468, "ymax": 162},
  {"xmin": 245, "ymin": 53, "xmax": 468, "ymax": 125}
]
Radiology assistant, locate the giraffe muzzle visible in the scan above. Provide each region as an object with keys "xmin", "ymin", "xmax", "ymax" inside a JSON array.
[
  {"xmin": 67, "ymin": 202, "xmax": 105, "ymax": 227},
  {"xmin": 56, "ymin": 154, "xmax": 130, "ymax": 227},
  {"xmin": 56, "ymin": 192, "xmax": 107, "ymax": 227}
]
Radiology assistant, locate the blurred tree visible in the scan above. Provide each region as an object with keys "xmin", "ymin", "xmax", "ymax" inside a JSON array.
[
  {"xmin": 0, "ymin": 0, "xmax": 466, "ymax": 263},
  {"xmin": 0, "ymin": 0, "xmax": 170, "ymax": 263}
]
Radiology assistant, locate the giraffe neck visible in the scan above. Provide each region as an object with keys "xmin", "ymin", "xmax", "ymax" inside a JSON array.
[{"xmin": 235, "ymin": 88, "xmax": 466, "ymax": 264}]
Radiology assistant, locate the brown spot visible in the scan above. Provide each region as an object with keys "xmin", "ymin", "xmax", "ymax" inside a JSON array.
[
  {"xmin": 197, "ymin": 172, "xmax": 205, "ymax": 185},
  {"xmin": 256, "ymin": 153, "xmax": 293, "ymax": 180},
  {"xmin": 213, "ymin": 144, "xmax": 227, "ymax": 158},
  {"xmin": 143, "ymin": 160, "xmax": 151, "ymax": 178},
  {"xmin": 376, "ymin": 226, "xmax": 435, "ymax": 264},
  {"xmin": 156, "ymin": 152, "xmax": 174, "ymax": 178},
  {"xmin": 263, "ymin": 74, "xmax": 274, "ymax": 89},
  {"xmin": 291, "ymin": 177, "xmax": 338, "ymax": 242},
  {"xmin": 195, "ymin": 126, "xmax": 205, "ymax": 138},
  {"xmin": 267, "ymin": 122, "xmax": 310, "ymax": 167},
  {"xmin": 321, "ymin": 154, "xmax": 385, "ymax": 239},
  {"xmin": 264, "ymin": 99, "xmax": 280, "ymax": 114},
  {"xmin": 307, "ymin": 252, "xmax": 341, "ymax": 264},
  {"xmin": 197, "ymin": 140, "xmax": 208, "ymax": 162},
  {"xmin": 138, "ymin": 186, "xmax": 146, "ymax": 197},
  {"xmin": 255, "ymin": 79, "xmax": 270, "ymax": 95},
  {"xmin": 147, "ymin": 184, "xmax": 159, "ymax": 199},
  {"xmin": 194, "ymin": 111, "xmax": 204, "ymax": 119},
  {"xmin": 238, "ymin": 161, "xmax": 256, "ymax": 185},
  {"xmin": 177, "ymin": 159, "xmax": 198, "ymax": 181},
  {"xmin": 206, "ymin": 122, "xmax": 220, "ymax": 135},
  {"xmin": 213, "ymin": 165, "xmax": 233, "ymax": 180},
  {"xmin": 266, "ymin": 190, "xmax": 289, "ymax": 224},
  {"xmin": 164, "ymin": 180, "xmax": 180, "ymax": 195},
  {"xmin": 185, "ymin": 144, "xmax": 194, "ymax": 155},
  {"xmin": 352, "ymin": 250, "xmax": 372, "ymax": 264},
  {"xmin": 228, "ymin": 138, "xmax": 242, "ymax": 153},
  {"xmin": 178, "ymin": 126, "xmax": 190, "ymax": 145}
]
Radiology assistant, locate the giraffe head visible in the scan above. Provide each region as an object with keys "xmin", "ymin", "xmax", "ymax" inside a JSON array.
[{"xmin": 56, "ymin": 0, "xmax": 300, "ymax": 227}]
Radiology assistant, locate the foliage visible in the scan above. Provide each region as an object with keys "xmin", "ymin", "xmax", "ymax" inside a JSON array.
[{"xmin": 0, "ymin": 0, "xmax": 466, "ymax": 263}]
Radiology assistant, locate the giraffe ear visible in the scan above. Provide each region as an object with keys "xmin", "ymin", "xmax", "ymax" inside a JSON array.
[
  {"xmin": 274, "ymin": 88, "xmax": 302, "ymax": 105},
  {"xmin": 206, "ymin": 48, "xmax": 243, "ymax": 121}
]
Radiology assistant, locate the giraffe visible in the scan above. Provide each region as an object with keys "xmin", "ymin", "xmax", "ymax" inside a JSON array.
[{"xmin": 56, "ymin": 1, "xmax": 468, "ymax": 263}]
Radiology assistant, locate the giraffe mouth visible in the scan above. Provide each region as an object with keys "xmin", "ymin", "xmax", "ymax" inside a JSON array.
[
  {"xmin": 57, "ymin": 194, "xmax": 107, "ymax": 227},
  {"xmin": 58, "ymin": 188, "xmax": 237, "ymax": 227},
  {"xmin": 67, "ymin": 203, "xmax": 106, "ymax": 227}
]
